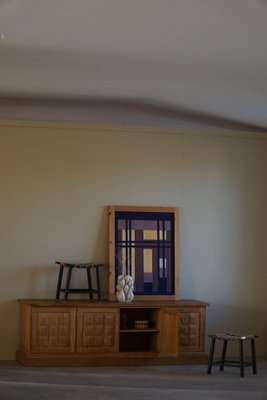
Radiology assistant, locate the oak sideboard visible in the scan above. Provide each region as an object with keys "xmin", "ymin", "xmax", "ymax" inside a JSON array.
[{"xmin": 17, "ymin": 299, "xmax": 208, "ymax": 367}]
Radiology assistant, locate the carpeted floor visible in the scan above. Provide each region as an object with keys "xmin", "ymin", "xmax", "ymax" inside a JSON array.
[{"xmin": 0, "ymin": 359, "xmax": 267, "ymax": 400}]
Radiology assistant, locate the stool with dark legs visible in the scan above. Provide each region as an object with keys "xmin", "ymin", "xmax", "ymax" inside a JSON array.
[
  {"xmin": 207, "ymin": 333, "xmax": 258, "ymax": 378},
  {"xmin": 55, "ymin": 262, "xmax": 105, "ymax": 302}
]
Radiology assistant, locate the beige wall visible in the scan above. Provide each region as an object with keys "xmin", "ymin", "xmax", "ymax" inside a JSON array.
[{"xmin": 0, "ymin": 121, "xmax": 266, "ymax": 359}]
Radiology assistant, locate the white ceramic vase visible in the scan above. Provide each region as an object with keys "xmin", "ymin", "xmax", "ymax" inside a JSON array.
[{"xmin": 116, "ymin": 274, "xmax": 134, "ymax": 303}]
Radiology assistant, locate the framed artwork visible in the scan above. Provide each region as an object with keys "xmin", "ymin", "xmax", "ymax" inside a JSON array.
[{"xmin": 108, "ymin": 206, "xmax": 179, "ymax": 301}]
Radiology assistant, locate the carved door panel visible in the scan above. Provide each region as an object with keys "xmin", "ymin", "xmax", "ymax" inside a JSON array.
[
  {"xmin": 77, "ymin": 308, "xmax": 119, "ymax": 353},
  {"xmin": 160, "ymin": 308, "xmax": 179, "ymax": 357},
  {"xmin": 31, "ymin": 307, "xmax": 76, "ymax": 353},
  {"xmin": 179, "ymin": 307, "xmax": 205, "ymax": 352}
]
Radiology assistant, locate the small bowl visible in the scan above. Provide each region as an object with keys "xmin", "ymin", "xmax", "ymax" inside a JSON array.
[{"xmin": 134, "ymin": 320, "xmax": 149, "ymax": 329}]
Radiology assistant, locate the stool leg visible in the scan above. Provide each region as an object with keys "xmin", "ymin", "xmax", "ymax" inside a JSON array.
[
  {"xmin": 86, "ymin": 268, "xmax": 94, "ymax": 301},
  {"xmin": 207, "ymin": 338, "xmax": 216, "ymax": 374},
  {"xmin": 251, "ymin": 339, "xmax": 257, "ymax": 375},
  {"xmin": 95, "ymin": 266, "xmax": 102, "ymax": 302},
  {"xmin": 64, "ymin": 265, "xmax": 73, "ymax": 302},
  {"xmin": 239, "ymin": 340, "xmax": 244, "ymax": 378},
  {"xmin": 220, "ymin": 339, "xmax": 228, "ymax": 371},
  {"xmin": 56, "ymin": 264, "xmax": 64, "ymax": 301}
]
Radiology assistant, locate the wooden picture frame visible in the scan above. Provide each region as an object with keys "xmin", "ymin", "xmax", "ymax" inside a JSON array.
[{"xmin": 108, "ymin": 206, "xmax": 179, "ymax": 301}]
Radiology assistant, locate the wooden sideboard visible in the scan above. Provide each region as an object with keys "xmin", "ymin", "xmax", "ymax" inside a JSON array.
[{"xmin": 17, "ymin": 299, "xmax": 208, "ymax": 366}]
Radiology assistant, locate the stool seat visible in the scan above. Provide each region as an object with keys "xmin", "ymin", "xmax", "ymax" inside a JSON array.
[
  {"xmin": 207, "ymin": 332, "xmax": 258, "ymax": 377},
  {"xmin": 208, "ymin": 332, "xmax": 257, "ymax": 341},
  {"xmin": 55, "ymin": 262, "xmax": 105, "ymax": 302}
]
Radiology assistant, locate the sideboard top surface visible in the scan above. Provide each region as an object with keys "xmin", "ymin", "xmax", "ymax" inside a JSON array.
[{"xmin": 18, "ymin": 299, "xmax": 209, "ymax": 308}]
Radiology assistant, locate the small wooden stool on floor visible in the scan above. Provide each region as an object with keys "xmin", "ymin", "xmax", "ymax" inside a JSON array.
[
  {"xmin": 207, "ymin": 333, "xmax": 258, "ymax": 377},
  {"xmin": 55, "ymin": 262, "xmax": 105, "ymax": 302}
]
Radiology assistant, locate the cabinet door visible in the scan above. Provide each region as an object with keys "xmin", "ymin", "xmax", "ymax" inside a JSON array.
[
  {"xmin": 31, "ymin": 307, "xmax": 76, "ymax": 353},
  {"xmin": 179, "ymin": 307, "xmax": 206, "ymax": 352},
  {"xmin": 160, "ymin": 308, "xmax": 179, "ymax": 357},
  {"xmin": 77, "ymin": 308, "xmax": 119, "ymax": 353}
]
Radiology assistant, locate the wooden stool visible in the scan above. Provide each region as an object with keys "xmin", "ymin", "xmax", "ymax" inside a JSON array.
[
  {"xmin": 55, "ymin": 262, "xmax": 105, "ymax": 302},
  {"xmin": 207, "ymin": 333, "xmax": 258, "ymax": 377}
]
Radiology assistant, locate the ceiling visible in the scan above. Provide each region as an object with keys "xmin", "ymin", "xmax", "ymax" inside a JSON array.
[{"xmin": 0, "ymin": 0, "xmax": 267, "ymax": 132}]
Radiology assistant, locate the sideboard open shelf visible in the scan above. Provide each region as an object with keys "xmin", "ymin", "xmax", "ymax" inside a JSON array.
[
  {"xmin": 119, "ymin": 307, "xmax": 160, "ymax": 352},
  {"xmin": 17, "ymin": 299, "xmax": 208, "ymax": 367}
]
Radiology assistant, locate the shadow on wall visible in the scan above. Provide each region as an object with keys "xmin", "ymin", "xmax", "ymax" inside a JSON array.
[
  {"xmin": 0, "ymin": 265, "xmax": 60, "ymax": 300},
  {"xmin": 206, "ymin": 303, "xmax": 267, "ymax": 357},
  {"xmin": 84, "ymin": 206, "xmax": 109, "ymax": 297},
  {"xmin": 91, "ymin": 206, "xmax": 109, "ymax": 262},
  {"xmin": 0, "ymin": 300, "xmax": 20, "ymax": 359}
]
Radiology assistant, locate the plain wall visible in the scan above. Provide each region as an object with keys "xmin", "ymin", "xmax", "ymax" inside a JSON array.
[{"xmin": 0, "ymin": 121, "xmax": 266, "ymax": 359}]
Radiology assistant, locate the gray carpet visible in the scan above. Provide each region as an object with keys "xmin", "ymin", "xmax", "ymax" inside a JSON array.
[{"xmin": 0, "ymin": 360, "xmax": 267, "ymax": 400}]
